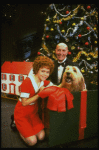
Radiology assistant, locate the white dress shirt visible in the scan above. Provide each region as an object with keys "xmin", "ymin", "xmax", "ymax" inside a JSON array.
[{"xmin": 58, "ymin": 58, "xmax": 67, "ymax": 84}]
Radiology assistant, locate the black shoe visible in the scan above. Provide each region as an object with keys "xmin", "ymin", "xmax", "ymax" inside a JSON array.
[{"xmin": 10, "ymin": 114, "xmax": 17, "ymax": 131}]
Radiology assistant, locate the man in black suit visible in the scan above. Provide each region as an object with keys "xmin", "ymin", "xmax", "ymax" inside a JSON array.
[{"xmin": 50, "ymin": 43, "xmax": 79, "ymax": 85}]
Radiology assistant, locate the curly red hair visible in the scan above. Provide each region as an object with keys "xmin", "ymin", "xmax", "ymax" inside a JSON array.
[{"xmin": 33, "ymin": 56, "xmax": 54, "ymax": 75}]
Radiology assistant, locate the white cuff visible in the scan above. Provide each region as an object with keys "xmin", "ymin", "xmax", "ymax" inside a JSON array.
[{"xmin": 20, "ymin": 92, "xmax": 30, "ymax": 98}]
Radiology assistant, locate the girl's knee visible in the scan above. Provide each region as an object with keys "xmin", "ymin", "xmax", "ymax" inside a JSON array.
[
  {"xmin": 37, "ymin": 130, "xmax": 45, "ymax": 141},
  {"xmin": 26, "ymin": 135, "xmax": 37, "ymax": 146}
]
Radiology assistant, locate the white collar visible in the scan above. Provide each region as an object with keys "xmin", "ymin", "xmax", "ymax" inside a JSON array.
[
  {"xmin": 28, "ymin": 74, "xmax": 44, "ymax": 93},
  {"xmin": 58, "ymin": 57, "xmax": 67, "ymax": 64}
]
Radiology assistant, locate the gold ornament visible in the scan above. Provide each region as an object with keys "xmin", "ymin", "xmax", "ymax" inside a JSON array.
[
  {"xmin": 61, "ymin": 29, "xmax": 65, "ymax": 33},
  {"xmin": 81, "ymin": 17, "xmax": 84, "ymax": 20},
  {"xmin": 94, "ymin": 41, "xmax": 97, "ymax": 44},
  {"xmin": 87, "ymin": 57, "xmax": 91, "ymax": 60},
  {"xmin": 71, "ymin": 46, "xmax": 75, "ymax": 50},
  {"xmin": 81, "ymin": 68, "xmax": 85, "ymax": 73},
  {"xmin": 70, "ymin": 15, "xmax": 73, "ymax": 18},
  {"xmin": 94, "ymin": 27, "xmax": 96, "ymax": 30},
  {"xmin": 50, "ymin": 28, "xmax": 54, "ymax": 31},
  {"xmin": 72, "ymin": 23, "xmax": 76, "ymax": 26},
  {"xmin": 46, "ymin": 18, "xmax": 50, "ymax": 22}
]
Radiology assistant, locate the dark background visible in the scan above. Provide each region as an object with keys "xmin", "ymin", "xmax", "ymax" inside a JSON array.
[{"xmin": 1, "ymin": 4, "xmax": 50, "ymax": 65}]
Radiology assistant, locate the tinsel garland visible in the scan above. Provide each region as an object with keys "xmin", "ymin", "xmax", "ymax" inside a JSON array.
[{"xmin": 73, "ymin": 51, "xmax": 98, "ymax": 62}]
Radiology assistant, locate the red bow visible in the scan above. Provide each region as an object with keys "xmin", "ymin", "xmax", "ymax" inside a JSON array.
[
  {"xmin": 38, "ymin": 86, "xmax": 74, "ymax": 112},
  {"xmin": 78, "ymin": 91, "xmax": 87, "ymax": 140}
]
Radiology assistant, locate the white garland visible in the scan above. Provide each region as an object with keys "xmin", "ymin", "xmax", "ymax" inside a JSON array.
[
  {"xmin": 83, "ymin": 21, "xmax": 98, "ymax": 38},
  {"xmin": 52, "ymin": 4, "xmax": 98, "ymax": 39},
  {"xmin": 55, "ymin": 20, "xmax": 97, "ymax": 39},
  {"xmin": 53, "ymin": 4, "xmax": 79, "ymax": 17}
]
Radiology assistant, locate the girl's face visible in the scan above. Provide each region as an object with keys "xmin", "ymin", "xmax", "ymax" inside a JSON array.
[{"xmin": 36, "ymin": 66, "xmax": 50, "ymax": 81}]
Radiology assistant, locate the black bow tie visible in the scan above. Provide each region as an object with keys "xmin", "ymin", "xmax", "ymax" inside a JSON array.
[{"xmin": 58, "ymin": 62, "xmax": 65, "ymax": 67}]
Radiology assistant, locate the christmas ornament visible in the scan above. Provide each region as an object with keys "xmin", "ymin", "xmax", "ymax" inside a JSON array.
[
  {"xmin": 81, "ymin": 68, "xmax": 85, "ymax": 73},
  {"xmin": 46, "ymin": 35, "xmax": 49, "ymax": 39},
  {"xmin": 72, "ymin": 23, "xmax": 76, "ymax": 26},
  {"xmin": 50, "ymin": 28, "xmax": 54, "ymax": 31},
  {"xmin": 87, "ymin": 6, "xmax": 91, "ymax": 9},
  {"xmin": 94, "ymin": 41, "xmax": 97, "ymax": 44},
  {"xmin": 94, "ymin": 27, "xmax": 96, "ymax": 30},
  {"xmin": 61, "ymin": 29, "xmax": 65, "ymax": 33},
  {"xmin": 87, "ymin": 57, "xmax": 91, "ymax": 60},
  {"xmin": 59, "ymin": 21, "xmax": 62, "ymax": 24},
  {"xmin": 55, "ymin": 34, "xmax": 60, "ymax": 39},
  {"xmin": 66, "ymin": 11, "xmax": 69, "ymax": 14},
  {"xmin": 37, "ymin": 52, "xmax": 41, "ymax": 55},
  {"xmin": 85, "ymin": 42, "xmax": 89, "ymax": 45},
  {"xmin": 71, "ymin": 46, "xmax": 75, "ymax": 50},
  {"xmin": 45, "ymin": 26, "xmax": 49, "ymax": 30},
  {"xmin": 81, "ymin": 17, "xmax": 84, "ymax": 20},
  {"xmin": 78, "ymin": 34, "xmax": 82, "ymax": 38},
  {"xmin": 68, "ymin": 51, "xmax": 71, "ymax": 55},
  {"xmin": 46, "ymin": 18, "xmax": 50, "ymax": 22},
  {"xmin": 86, "ymin": 26, "xmax": 90, "ymax": 30}
]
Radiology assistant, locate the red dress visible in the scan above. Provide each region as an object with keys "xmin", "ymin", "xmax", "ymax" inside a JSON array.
[{"xmin": 14, "ymin": 74, "xmax": 50, "ymax": 138}]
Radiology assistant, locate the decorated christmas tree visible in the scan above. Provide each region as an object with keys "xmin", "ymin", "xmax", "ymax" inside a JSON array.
[{"xmin": 38, "ymin": 4, "xmax": 98, "ymax": 89}]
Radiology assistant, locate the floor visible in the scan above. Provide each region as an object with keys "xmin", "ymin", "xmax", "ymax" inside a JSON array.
[
  {"xmin": 1, "ymin": 97, "xmax": 49, "ymax": 148},
  {"xmin": 1, "ymin": 97, "xmax": 98, "ymax": 148}
]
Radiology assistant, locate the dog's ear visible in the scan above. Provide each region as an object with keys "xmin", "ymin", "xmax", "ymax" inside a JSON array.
[{"xmin": 79, "ymin": 77, "xmax": 85, "ymax": 91}]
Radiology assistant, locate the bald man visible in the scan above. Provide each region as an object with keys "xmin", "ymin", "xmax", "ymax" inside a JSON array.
[{"xmin": 50, "ymin": 43, "xmax": 79, "ymax": 85}]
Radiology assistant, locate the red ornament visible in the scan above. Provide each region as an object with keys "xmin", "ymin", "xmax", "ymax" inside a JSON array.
[
  {"xmin": 78, "ymin": 34, "xmax": 82, "ymax": 38},
  {"xmin": 66, "ymin": 11, "xmax": 69, "ymax": 14},
  {"xmin": 87, "ymin": 26, "xmax": 90, "ymax": 30},
  {"xmin": 59, "ymin": 21, "xmax": 62, "ymax": 24},
  {"xmin": 68, "ymin": 51, "xmax": 71, "ymax": 55},
  {"xmin": 37, "ymin": 52, "xmax": 41, "ymax": 55},
  {"xmin": 46, "ymin": 35, "xmax": 49, "ymax": 39},
  {"xmin": 87, "ymin": 6, "xmax": 91, "ymax": 9},
  {"xmin": 85, "ymin": 42, "xmax": 89, "ymax": 46}
]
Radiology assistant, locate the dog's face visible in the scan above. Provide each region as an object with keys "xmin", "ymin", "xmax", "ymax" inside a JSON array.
[{"xmin": 62, "ymin": 65, "xmax": 85, "ymax": 92}]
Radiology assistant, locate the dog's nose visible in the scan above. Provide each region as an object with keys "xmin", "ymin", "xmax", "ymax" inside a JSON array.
[{"xmin": 67, "ymin": 72, "xmax": 70, "ymax": 76}]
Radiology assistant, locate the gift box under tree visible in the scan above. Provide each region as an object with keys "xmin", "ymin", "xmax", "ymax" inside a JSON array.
[{"xmin": 39, "ymin": 88, "xmax": 98, "ymax": 147}]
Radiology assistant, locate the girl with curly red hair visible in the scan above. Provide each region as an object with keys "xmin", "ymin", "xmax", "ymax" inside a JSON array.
[{"xmin": 14, "ymin": 56, "xmax": 64, "ymax": 147}]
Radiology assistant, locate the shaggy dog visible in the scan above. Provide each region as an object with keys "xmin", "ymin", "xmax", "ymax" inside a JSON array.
[{"xmin": 62, "ymin": 65, "xmax": 86, "ymax": 92}]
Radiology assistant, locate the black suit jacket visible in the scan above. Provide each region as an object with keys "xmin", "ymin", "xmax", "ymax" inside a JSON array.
[{"xmin": 49, "ymin": 58, "xmax": 79, "ymax": 85}]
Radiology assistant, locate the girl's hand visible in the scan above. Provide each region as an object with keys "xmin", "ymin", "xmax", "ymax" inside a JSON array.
[{"xmin": 39, "ymin": 86, "xmax": 45, "ymax": 92}]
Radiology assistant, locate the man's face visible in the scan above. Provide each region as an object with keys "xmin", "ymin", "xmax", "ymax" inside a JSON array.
[{"xmin": 55, "ymin": 44, "xmax": 68, "ymax": 62}]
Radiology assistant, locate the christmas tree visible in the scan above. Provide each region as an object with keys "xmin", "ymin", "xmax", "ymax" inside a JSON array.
[{"xmin": 38, "ymin": 4, "xmax": 98, "ymax": 89}]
